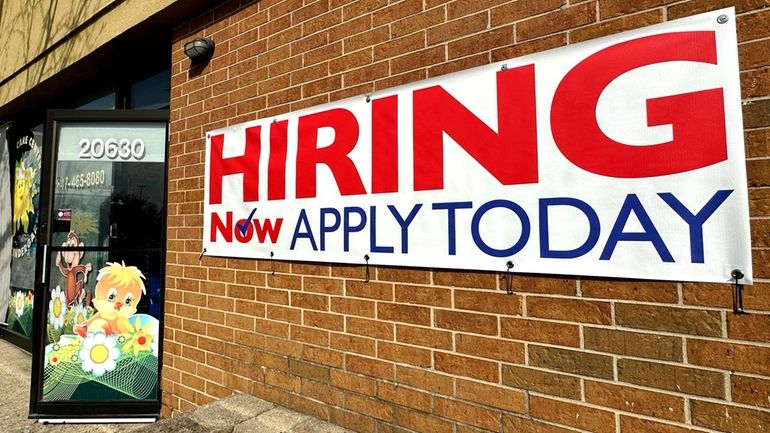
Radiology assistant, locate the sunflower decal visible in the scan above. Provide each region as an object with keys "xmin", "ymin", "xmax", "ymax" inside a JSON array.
[
  {"xmin": 79, "ymin": 332, "xmax": 120, "ymax": 377},
  {"xmin": 14, "ymin": 291, "xmax": 25, "ymax": 317},
  {"xmin": 13, "ymin": 161, "xmax": 37, "ymax": 233},
  {"xmin": 48, "ymin": 286, "xmax": 67, "ymax": 330}
]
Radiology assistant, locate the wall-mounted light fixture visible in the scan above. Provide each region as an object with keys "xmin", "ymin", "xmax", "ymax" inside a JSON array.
[{"xmin": 184, "ymin": 37, "xmax": 215, "ymax": 64}]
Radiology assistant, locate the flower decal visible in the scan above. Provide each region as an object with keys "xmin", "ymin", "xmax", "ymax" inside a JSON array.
[
  {"xmin": 14, "ymin": 291, "xmax": 25, "ymax": 317},
  {"xmin": 78, "ymin": 332, "xmax": 120, "ymax": 376},
  {"xmin": 72, "ymin": 303, "xmax": 89, "ymax": 327},
  {"xmin": 123, "ymin": 322, "xmax": 155, "ymax": 356},
  {"xmin": 48, "ymin": 286, "xmax": 66, "ymax": 329},
  {"xmin": 13, "ymin": 160, "xmax": 37, "ymax": 233}
]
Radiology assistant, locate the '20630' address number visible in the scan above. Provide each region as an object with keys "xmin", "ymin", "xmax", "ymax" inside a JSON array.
[{"xmin": 79, "ymin": 138, "xmax": 145, "ymax": 160}]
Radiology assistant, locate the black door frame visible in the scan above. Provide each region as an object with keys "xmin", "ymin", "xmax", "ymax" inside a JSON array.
[{"xmin": 29, "ymin": 109, "xmax": 168, "ymax": 420}]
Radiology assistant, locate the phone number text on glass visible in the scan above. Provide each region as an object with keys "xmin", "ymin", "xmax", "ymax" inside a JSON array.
[
  {"xmin": 57, "ymin": 170, "xmax": 107, "ymax": 190},
  {"xmin": 79, "ymin": 138, "xmax": 146, "ymax": 160}
]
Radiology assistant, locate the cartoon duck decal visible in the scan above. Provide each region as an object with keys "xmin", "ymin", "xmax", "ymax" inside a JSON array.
[{"xmin": 74, "ymin": 261, "xmax": 145, "ymax": 337}]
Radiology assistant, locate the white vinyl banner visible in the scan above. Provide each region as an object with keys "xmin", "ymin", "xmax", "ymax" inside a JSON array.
[{"xmin": 203, "ymin": 8, "xmax": 752, "ymax": 284}]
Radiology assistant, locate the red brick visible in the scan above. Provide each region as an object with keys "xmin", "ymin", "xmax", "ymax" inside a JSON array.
[
  {"xmin": 377, "ymin": 303, "xmax": 431, "ymax": 326},
  {"xmin": 740, "ymin": 39, "xmax": 770, "ymax": 70},
  {"xmin": 619, "ymin": 416, "xmax": 697, "ymax": 433},
  {"xmin": 492, "ymin": 34, "xmax": 567, "ymax": 63},
  {"xmin": 390, "ymin": 46, "xmax": 445, "ymax": 75},
  {"xmin": 456, "ymin": 379, "xmax": 526, "ymax": 413},
  {"xmin": 448, "ymin": 26, "xmax": 513, "ymax": 60},
  {"xmin": 391, "ymin": 8, "xmax": 445, "ymax": 39},
  {"xmin": 377, "ymin": 341, "xmax": 432, "ymax": 367},
  {"xmin": 530, "ymin": 395, "xmax": 616, "ymax": 433},
  {"xmin": 455, "ymin": 333, "xmax": 524, "ymax": 363},
  {"xmin": 502, "ymin": 365, "xmax": 581, "ymax": 400},
  {"xmin": 428, "ymin": 53, "xmax": 490, "ymax": 78},
  {"xmin": 377, "ymin": 382, "xmax": 432, "ymax": 412},
  {"xmin": 346, "ymin": 280, "xmax": 394, "ymax": 301},
  {"xmin": 395, "ymin": 407, "xmax": 453, "ymax": 433},
  {"xmin": 344, "ymin": 393, "xmax": 394, "ymax": 422},
  {"xmin": 330, "ymin": 333, "xmax": 376, "ymax": 356},
  {"xmin": 373, "ymin": 0, "xmax": 423, "ymax": 26},
  {"xmin": 583, "ymin": 327, "xmax": 683, "ymax": 362},
  {"xmin": 347, "ymin": 316, "xmax": 394, "ymax": 340},
  {"xmin": 617, "ymin": 358, "xmax": 725, "ymax": 398},
  {"xmin": 435, "ymin": 397, "xmax": 501, "ymax": 431},
  {"xmin": 528, "ymin": 297, "xmax": 611, "ymax": 324},
  {"xmin": 330, "ymin": 296, "xmax": 376, "ymax": 317},
  {"xmin": 434, "ymin": 352, "xmax": 499, "ymax": 382},
  {"xmin": 600, "ymin": 0, "xmax": 674, "ymax": 19},
  {"xmin": 615, "ymin": 303, "xmax": 722, "ymax": 337},
  {"xmin": 394, "ymin": 284, "xmax": 451, "ymax": 307},
  {"xmin": 330, "ymin": 370, "xmax": 376, "ymax": 396},
  {"xmin": 290, "ymin": 292, "xmax": 329, "ymax": 311},
  {"xmin": 732, "ymin": 374, "xmax": 770, "ymax": 409},
  {"xmin": 395, "ymin": 324, "xmax": 453, "ymax": 350},
  {"xmin": 426, "ymin": 12, "xmax": 488, "ymax": 45},
  {"xmin": 530, "ymin": 345, "xmax": 614, "ymax": 379},
  {"xmin": 290, "ymin": 325, "xmax": 330, "ymax": 346},
  {"xmin": 490, "ymin": 0, "xmax": 563, "ymax": 26},
  {"xmin": 500, "ymin": 317, "xmax": 580, "ymax": 347},
  {"xmin": 571, "ymin": 9, "xmax": 663, "ymax": 43},
  {"xmin": 374, "ymin": 32, "xmax": 426, "ymax": 61},
  {"xmin": 346, "ymin": 355, "xmax": 395, "ymax": 380},
  {"xmin": 504, "ymin": 415, "xmax": 581, "ymax": 433},
  {"xmin": 377, "ymin": 266, "xmax": 431, "ymax": 284},
  {"xmin": 396, "ymin": 365, "xmax": 454, "ymax": 395},
  {"xmin": 302, "ymin": 380, "xmax": 343, "ymax": 406},
  {"xmin": 688, "ymin": 339, "xmax": 770, "ymax": 376},
  {"xmin": 585, "ymin": 381, "xmax": 685, "ymax": 421},
  {"xmin": 517, "ymin": 2, "xmax": 596, "ymax": 42},
  {"xmin": 303, "ymin": 311, "xmax": 344, "ymax": 332},
  {"xmin": 581, "ymin": 278, "xmax": 678, "ymax": 303},
  {"xmin": 303, "ymin": 276, "xmax": 343, "ymax": 295},
  {"xmin": 691, "ymin": 400, "xmax": 770, "ymax": 433},
  {"xmin": 454, "ymin": 290, "xmax": 522, "ymax": 315},
  {"xmin": 434, "ymin": 309, "xmax": 498, "ymax": 335},
  {"xmin": 330, "ymin": 408, "xmax": 376, "ymax": 433},
  {"xmin": 739, "ymin": 9, "xmax": 770, "ymax": 42},
  {"xmin": 728, "ymin": 312, "xmax": 770, "ymax": 342}
]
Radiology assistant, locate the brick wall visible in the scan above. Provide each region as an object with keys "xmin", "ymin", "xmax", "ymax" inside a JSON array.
[{"xmin": 164, "ymin": 1, "xmax": 770, "ymax": 432}]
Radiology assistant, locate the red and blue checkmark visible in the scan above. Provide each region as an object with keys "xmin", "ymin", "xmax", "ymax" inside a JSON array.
[{"xmin": 237, "ymin": 207, "xmax": 257, "ymax": 235}]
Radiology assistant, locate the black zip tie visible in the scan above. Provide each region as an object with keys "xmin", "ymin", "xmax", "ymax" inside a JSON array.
[
  {"xmin": 198, "ymin": 248, "xmax": 207, "ymax": 261},
  {"xmin": 270, "ymin": 251, "xmax": 275, "ymax": 276},
  {"xmin": 364, "ymin": 254, "xmax": 370, "ymax": 283},
  {"xmin": 731, "ymin": 269, "xmax": 747, "ymax": 314},
  {"xmin": 503, "ymin": 260, "xmax": 514, "ymax": 295}
]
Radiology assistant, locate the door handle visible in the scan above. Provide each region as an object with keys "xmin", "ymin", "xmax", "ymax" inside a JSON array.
[{"xmin": 41, "ymin": 244, "xmax": 48, "ymax": 284}]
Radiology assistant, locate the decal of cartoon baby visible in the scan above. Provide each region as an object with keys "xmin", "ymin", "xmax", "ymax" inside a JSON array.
[{"xmin": 74, "ymin": 261, "xmax": 145, "ymax": 337}]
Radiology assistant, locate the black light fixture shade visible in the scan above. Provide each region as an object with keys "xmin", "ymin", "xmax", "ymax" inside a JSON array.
[{"xmin": 184, "ymin": 37, "xmax": 215, "ymax": 64}]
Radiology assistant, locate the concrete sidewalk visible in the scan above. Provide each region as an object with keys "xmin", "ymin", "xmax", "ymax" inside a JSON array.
[{"xmin": 0, "ymin": 338, "xmax": 353, "ymax": 433}]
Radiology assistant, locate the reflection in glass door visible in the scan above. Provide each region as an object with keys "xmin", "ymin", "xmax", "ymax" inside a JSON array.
[
  {"xmin": 31, "ymin": 111, "xmax": 167, "ymax": 420},
  {"xmin": 4, "ymin": 125, "xmax": 44, "ymax": 349}
]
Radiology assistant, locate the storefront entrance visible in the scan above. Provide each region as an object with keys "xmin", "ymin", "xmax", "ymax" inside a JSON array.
[{"xmin": 28, "ymin": 110, "xmax": 167, "ymax": 420}]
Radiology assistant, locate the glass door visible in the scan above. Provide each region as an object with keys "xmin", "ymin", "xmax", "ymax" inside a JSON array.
[
  {"xmin": 3, "ymin": 124, "xmax": 44, "ymax": 351},
  {"xmin": 30, "ymin": 110, "xmax": 167, "ymax": 420}
]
